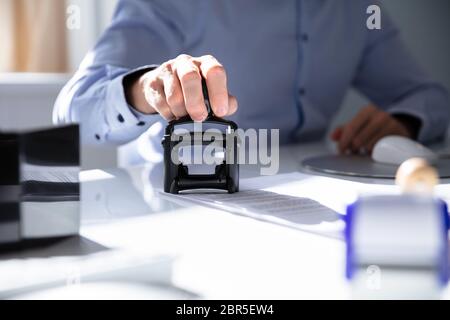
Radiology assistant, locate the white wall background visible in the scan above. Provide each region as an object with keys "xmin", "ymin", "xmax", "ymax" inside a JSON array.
[{"xmin": 66, "ymin": 0, "xmax": 117, "ymax": 71}]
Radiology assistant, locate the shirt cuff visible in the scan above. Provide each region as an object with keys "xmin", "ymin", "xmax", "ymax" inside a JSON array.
[
  {"xmin": 387, "ymin": 87, "xmax": 448, "ymax": 143},
  {"xmin": 104, "ymin": 65, "xmax": 161, "ymax": 143}
]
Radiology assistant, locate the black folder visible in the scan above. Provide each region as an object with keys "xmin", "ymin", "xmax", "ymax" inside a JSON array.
[{"xmin": 0, "ymin": 125, "xmax": 80, "ymax": 246}]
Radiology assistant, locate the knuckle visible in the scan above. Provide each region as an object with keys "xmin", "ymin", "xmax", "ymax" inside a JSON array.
[
  {"xmin": 202, "ymin": 54, "xmax": 215, "ymax": 60},
  {"xmin": 205, "ymin": 65, "xmax": 226, "ymax": 78},
  {"xmin": 149, "ymin": 82, "xmax": 160, "ymax": 92},
  {"xmin": 377, "ymin": 111, "xmax": 389, "ymax": 121},
  {"xmin": 370, "ymin": 110, "xmax": 382, "ymax": 122},
  {"xmin": 180, "ymin": 70, "xmax": 200, "ymax": 84},
  {"xmin": 176, "ymin": 54, "xmax": 192, "ymax": 61},
  {"xmin": 145, "ymin": 77, "xmax": 159, "ymax": 91},
  {"xmin": 159, "ymin": 61, "xmax": 172, "ymax": 72}
]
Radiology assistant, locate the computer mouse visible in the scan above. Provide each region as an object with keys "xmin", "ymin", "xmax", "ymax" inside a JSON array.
[{"xmin": 372, "ymin": 135, "xmax": 438, "ymax": 165}]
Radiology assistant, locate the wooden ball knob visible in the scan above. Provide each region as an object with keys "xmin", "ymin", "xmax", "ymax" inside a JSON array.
[{"xmin": 395, "ymin": 158, "xmax": 438, "ymax": 194}]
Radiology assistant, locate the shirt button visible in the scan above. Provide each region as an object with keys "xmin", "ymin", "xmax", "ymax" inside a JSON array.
[
  {"xmin": 137, "ymin": 121, "xmax": 146, "ymax": 126},
  {"xmin": 299, "ymin": 88, "xmax": 306, "ymax": 96},
  {"xmin": 95, "ymin": 134, "xmax": 101, "ymax": 140},
  {"xmin": 302, "ymin": 33, "xmax": 309, "ymax": 42},
  {"xmin": 117, "ymin": 114, "xmax": 125, "ymax": 123}
]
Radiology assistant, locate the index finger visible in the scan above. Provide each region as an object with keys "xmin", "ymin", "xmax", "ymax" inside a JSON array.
[{"xmin": 338, "ymin": 106, "xmax": 376, "ymax": 153}]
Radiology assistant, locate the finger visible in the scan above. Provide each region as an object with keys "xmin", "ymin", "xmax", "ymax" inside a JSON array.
[
  {"xmin": 153, "ymin": 90, "xmax": 175, "ymax": 121},
  {"xmin": 351, "ymin": 111, "xmax": 388, "ymax": 151},
  {"xmin": 158, "ymin": 106, "xmax": 176, "ymax": 121},
  {"xmin": 154, "ymin": 94, "xmax": 175, "ymax": 121},
  {"xmin": 196, "ymin": 55, "xmax": 229, "ymax": 117},
  {"xmin": 331, "ymin": 126, "xmax": 343, "ymax": 141},
  {"xmin": 161, "ymin": 67, "xmax": 187, "ymax": 119},
  {"xmin": 142, "ymin": 76, "xmax": 173, "ymax": 120},
  {"xmin": 227, "ymin": 94, "xmax": 238, "ymax": 116},
  {"xmin": 339, "ymin": 105, "xmax": 377, "ymax": 153},
  {"xmin": 143, "ymin": 74, "xmax": 175, "ymax": 121},
  {"xmin": 173, "ymin": 55, "xmax": 207, "ymax": 121}
]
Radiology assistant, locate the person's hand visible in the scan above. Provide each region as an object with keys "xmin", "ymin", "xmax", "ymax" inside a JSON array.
[
  {"xmin": 331, "ymin": 105, "xmax": 412, "ymax": 154},
  {"xmin": 125, "ymin": 54, "xmax": 238, "ymax": 121}
]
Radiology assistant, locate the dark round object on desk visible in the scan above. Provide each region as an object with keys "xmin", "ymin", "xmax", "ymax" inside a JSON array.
[{"xmin": 301, "ymin": 154, "xmax": 450, "ymax": 179}]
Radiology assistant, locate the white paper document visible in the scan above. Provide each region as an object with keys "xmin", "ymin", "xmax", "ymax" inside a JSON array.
[
  {"xmin": 161, "ymin": 172, "xmax": 362, "ymax": 238},
  {"xmin": 184, "ymin": 190, "xmax": 343, "ymax": 237}
]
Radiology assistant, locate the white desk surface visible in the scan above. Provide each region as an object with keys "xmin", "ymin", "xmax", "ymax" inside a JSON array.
[{"xmin": 2, "ymin": 142, "xmax": 450, "ymax": 299}]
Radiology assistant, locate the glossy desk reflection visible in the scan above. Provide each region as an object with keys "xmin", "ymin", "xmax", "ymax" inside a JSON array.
[{"xmin": 1, "ymin": 140, "xmax": 449, "ymax": 299}]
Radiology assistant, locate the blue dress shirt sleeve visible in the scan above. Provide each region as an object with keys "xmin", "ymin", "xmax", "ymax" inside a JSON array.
[{"xmin": 53, "ymin": 0, "xmax": 195, "ymax": 144}]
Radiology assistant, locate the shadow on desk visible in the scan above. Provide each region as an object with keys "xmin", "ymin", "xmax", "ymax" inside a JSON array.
[
  {"xmin": 0, "ymin": 236, "xmax": 109, "ymax": 261},
  {"xmin": 81, "ymin": 166, "xmax": 186, "ymax": 222}
]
